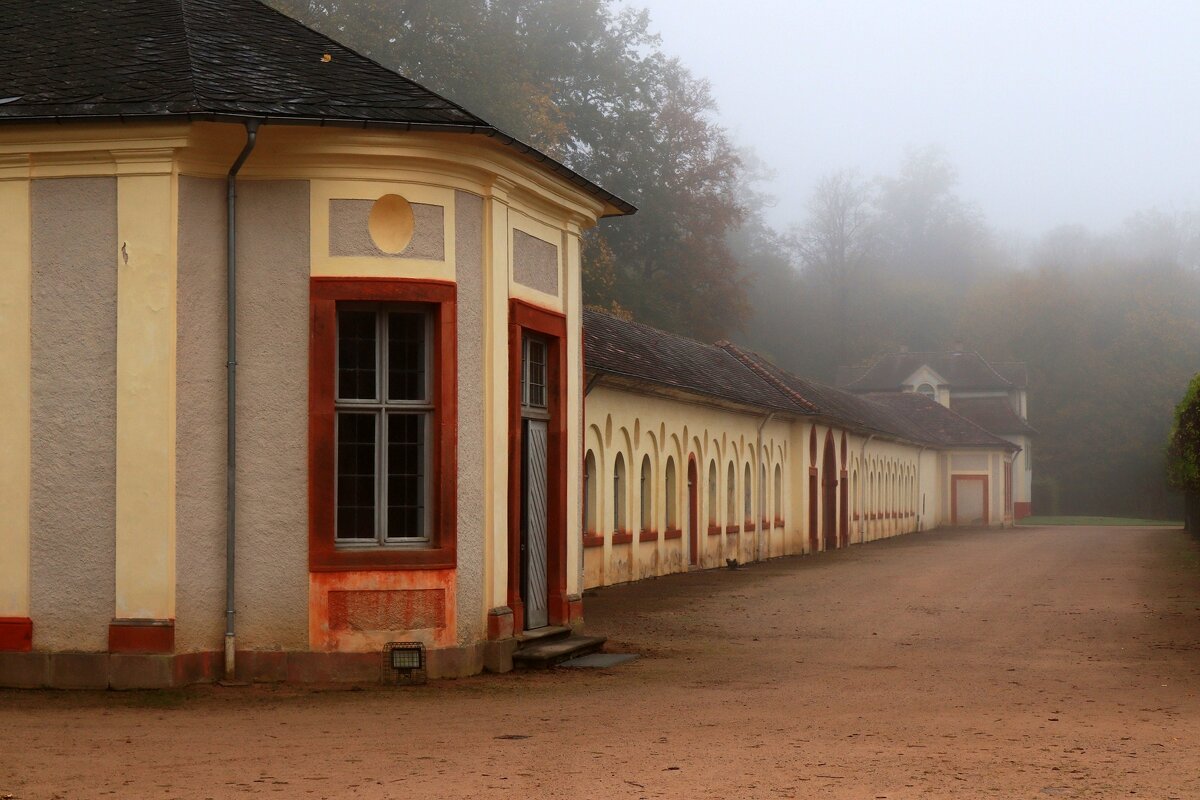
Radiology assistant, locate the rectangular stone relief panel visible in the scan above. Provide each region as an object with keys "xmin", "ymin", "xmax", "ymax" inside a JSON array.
[
  {"xmin": 328, "ymin": 199, "xmax": 445, "ymax": 260},
  {"xmin": 513, "ymin": 229, "xmax": 559, "ymax": 295},
  {"xmin": 327, "ymin": 589, "xmax": 447, "ymax": 631}
]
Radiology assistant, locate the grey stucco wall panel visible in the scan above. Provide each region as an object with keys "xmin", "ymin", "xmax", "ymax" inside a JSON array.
[
  {"xmin": 513, "ymin": 229, "xmax": 558, "ymax": 295},
  {"xmin": 234, "ymin": 180, "xmax": 311, "ymax": 651},
  {"xmin": 454, "ymin": 190, "xmax": 486, "ymax": 643},
  {"xmin": 175, "ymin": 176, "xmax": 228, "ymax": 653},
  {"xmin": 29, "ymin": 177, "xmax": 118, "ymax": 652}
]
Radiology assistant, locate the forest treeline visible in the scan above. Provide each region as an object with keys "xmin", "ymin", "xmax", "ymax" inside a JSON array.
[{"xmin": 273, "ymin": 0, "xmax": 1200, "ymax": 518}]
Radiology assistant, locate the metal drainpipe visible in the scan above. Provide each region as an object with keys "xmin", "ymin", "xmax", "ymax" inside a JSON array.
[
  {"xmin": 755, "ymin": 412, "xmax": 775, "ymax": 562},
  {"xmin": 225, "ymin": 121, "xmax": 260, "ymax": 682},
  {"xmin": 859, "ymin": 434, "xmax": 875, "ymax": 544}
]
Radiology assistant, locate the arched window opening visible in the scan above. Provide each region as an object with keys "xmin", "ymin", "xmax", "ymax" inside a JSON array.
[
  {"xmin": 916, "ymin": 383, "xmax": 935, "ymax": 400},
  {"xmin": 774, "ymin": 464, "xmax": 783, "ymax": 521},
  {"xmin": 744, "ymin": 463, "xmax": 753, "ymax": 525},
  {"xmin": 584, "ymin": 450, "xmax": 597, "ymax": 534},
  {"xmin": 760, "ymin": 463, "xmax": 768, "ymax": 526},
  {"xmin": 639, "ymin": 455, "xmax": 652, "ymax": 534},
  {"xmin": 613, "ymin": 453, "xmax": 626, "ymax": 533},
  {"xmin": 708, "ymin": 461, "xmax": 718, "ymax": 527},
  {"xmin": 727, "ymin": 462, "xmax": 737, "ymax": 527},
  {"xmin": 665, "ymin": 457, "xmax": 678, "ymax": 530}
]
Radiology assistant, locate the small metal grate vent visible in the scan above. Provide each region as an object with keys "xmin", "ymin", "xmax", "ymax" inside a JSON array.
[{"xmin": 382, "ymin": 641, "xmax": 427, "ymax": 685}]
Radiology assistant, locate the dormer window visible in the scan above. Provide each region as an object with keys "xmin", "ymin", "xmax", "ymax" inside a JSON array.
[{"xmin": 916, "ymin": 383, "xmax": 936, "ymax": 400}]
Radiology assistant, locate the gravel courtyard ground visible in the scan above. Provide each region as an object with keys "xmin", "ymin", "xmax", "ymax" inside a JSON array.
[{"xmin": 3, "ymin": 524, "xmax": 1200, "ymax": 799}]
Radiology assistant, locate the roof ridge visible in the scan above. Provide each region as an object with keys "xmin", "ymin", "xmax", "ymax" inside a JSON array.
[
  {"xmin": 177, "ymin": 0, "xmax": 201, "ymax": 112},
  {"xmin": 717, "ymin": 341, "xmax": 819, "ymax": 413}
]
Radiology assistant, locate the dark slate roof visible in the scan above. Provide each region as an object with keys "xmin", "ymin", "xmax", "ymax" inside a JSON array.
[
  {"xmin": 0, "ymin": 0, "xmax": 635, "ymax": 215},
  {"xmin": 837, "ymin": 350, "xmax": 1016, "ymax": 391},
  {"xmin": 583, "ymin": 310, "xmax": 1019, "ymax": 451},
  {"xmin": 861, "ymin": 394, "xmax": 1020, "ymax": 450},
  {"xmin": 950, "ymin": 397, "xmax": 1037, "ymax": 436},
  {"xmin": 582, "ymin": 310, "xmax": 802, "ymax": 414},
  {"xmin": 991, "ymin": 362, "xmax": 1029, "ymax": 389}
]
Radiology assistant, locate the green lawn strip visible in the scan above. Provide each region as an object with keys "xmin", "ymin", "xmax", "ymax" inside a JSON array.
[{"xmin": 1018, "ymin": 515, "xmax": 1181, "ymax": 527}]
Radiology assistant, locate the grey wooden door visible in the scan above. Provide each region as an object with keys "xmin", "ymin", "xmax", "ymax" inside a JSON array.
[{"xmin": 523, "ymin": 419, "xmax": 549, "ymax": 629}]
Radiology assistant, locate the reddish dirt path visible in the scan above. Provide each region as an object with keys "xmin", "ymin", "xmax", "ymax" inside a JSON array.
[{"xmin": 4, "ymin": 525, "xmax": 1200, "ymax": 799}]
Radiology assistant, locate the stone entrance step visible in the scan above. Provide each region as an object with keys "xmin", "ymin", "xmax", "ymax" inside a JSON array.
[
  {"xmin": 515, "ymin": 625, "xmax": 571, "ymax": 645},
  {"xmin": 511, "ymin": 634, "xmax": 607, "ymax": 669}
]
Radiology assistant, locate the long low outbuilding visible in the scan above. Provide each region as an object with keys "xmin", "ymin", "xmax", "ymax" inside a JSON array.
[{"xmin": 581, "ymin": 309, "xmax": 1020, "ymax": 588}]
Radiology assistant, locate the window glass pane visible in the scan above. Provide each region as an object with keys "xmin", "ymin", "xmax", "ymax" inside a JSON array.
[
  {"xmin": 526, "ymin": 338, "xmax": 547, "ymax": 409},
  {"xmin": 386, "ymin": 412, "xmax": 426, "ymax": 539},
  {"xmin": 336, "ymin": 412, "xmax": 377, "ymax": 539},
  {"xmin": 337, "ymin": 310, "xmax": 378, "ymax": 400},
  {"xmin": 387, "ymin": 312, "xmax": 426, "ymax": 402}
]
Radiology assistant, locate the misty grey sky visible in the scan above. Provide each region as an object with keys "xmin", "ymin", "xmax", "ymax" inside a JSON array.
[{"xmin": 634, "ymin": 0, "xmax": 1200, "ymax": 236}]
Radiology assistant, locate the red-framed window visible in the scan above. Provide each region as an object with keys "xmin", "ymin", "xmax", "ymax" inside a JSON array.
[{"xmin": 309, "ymin": 278, "xmax": 457, "ymax": 571}]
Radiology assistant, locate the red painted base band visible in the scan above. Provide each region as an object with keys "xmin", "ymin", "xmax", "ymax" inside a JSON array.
[
  {"xmin": 108, "ymin": 621, "xmax": 174, "ymax": 654},
  {"xmin": 0, "ymin": 617, "xmax": 32, "ymax": 652},
  {"xmin": 1014, "ymin": 502, "xmax": 1032, "ymax": 520}
]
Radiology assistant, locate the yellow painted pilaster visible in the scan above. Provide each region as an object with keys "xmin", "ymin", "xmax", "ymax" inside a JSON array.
[
  {"xmin": 114, "ymin": 156, "xmax": 177, "ymax": 621},
  {"xmin": 0, "ymin": 157, "xmax": 32, "ymax": 617},
  {"xmin": 564, "ymin": 228, "xmax": 582, "ymax": 597},
  {"xmin": 486, "ymin": 188, "xmax": 511, "ymax": 611}
]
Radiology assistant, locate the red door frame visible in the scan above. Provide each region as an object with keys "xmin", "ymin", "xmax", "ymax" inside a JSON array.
[
  {"xmin": 950, "ymin": 475, "xmax": 989, "ymax": 527},
  {"xmin": 822, "ymin": 431, "xmax": 838, "ymax": 550},
  {"xmin": 687, "ymin": 455, "xmax": 699, "ymax": 566},
  {"xmin": 507, "ymin": 300, "xmax": 568, "ymax": 630}
]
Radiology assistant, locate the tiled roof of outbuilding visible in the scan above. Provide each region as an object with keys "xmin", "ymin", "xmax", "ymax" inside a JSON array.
[
  {"xmin": 861, "ymin": 393, "xmax": 1020, "ymax": 450},
  {"xmin": 950, "ymin": 396, "xmax": 1037, "ymax": 436},
  {"xmin": 723, "ymin": 345, "xmax": 1014, "ymax": 450},
  {"xmin": 582, "ymin": 310, "xmax": 801, "ymax": 414},
  {"xmin": 0, "ymin": 0, "xmax": 635, "ymax": 215},
  {"xmin": 837, "ymin": 351, "xmax": 1016, "ymax": 391},
  {"xmin": 583, "ymin": 310, "xmax": 1017, "ymax": 452}
]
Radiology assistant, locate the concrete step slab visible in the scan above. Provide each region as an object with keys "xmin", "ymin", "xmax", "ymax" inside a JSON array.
[{"xmin": 511, "ymin": 635, "xmax": 606, "ymax": 669}]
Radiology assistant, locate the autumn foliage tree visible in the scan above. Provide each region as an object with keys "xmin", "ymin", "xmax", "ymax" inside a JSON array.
[{"xmin": 269, "ymin": 0, "xmax": 752, "ymax": 339}]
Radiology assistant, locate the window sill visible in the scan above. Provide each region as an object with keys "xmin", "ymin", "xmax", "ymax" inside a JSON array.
[
  {"xmin": 725, "ymin": 524, "xmax": 740, "ymax": 535},
  {"xmin": 663, "ymin": 527, "xmax": 682, "ymax": 540},
  {"xmin": 774, "ymin": 517, "xmax": 785, "ymax": 528},
  {"xmin": 309, "ymin": 544, "xmax": 456, "ymax": 572},
  {"xmin": 639, "ymin": 529, "xmax": 658, "ymax": 543},
  {"xmin": 611, "ymin": 531, "xmax": 634, "ymax": 545},
  {"xmin": 582, "ymin": 533, "xmax": 605, "ymax": 548},
  {"xmin": 743, "ymin": 522, "xmax": 756, "ymax": 532},
  {"xmin": 707, "ymin": 524, "xmax": 723, "ymax": 537}
]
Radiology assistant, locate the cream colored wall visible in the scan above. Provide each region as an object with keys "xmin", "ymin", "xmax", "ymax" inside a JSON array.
[
  {"xmin": 843, "ymin": 435, "xmax": 923, "ymax": 544},
  {"xmin": 582, "ymin": 385, "xmax": 794, "ymax": 589},
  {"xmin": 942, "ymin": 449, "xmax": 1009, "ymax": 527},
  {"xmin": 0, "ymin": 161, "xmax": 31, "ymax": 620}
]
